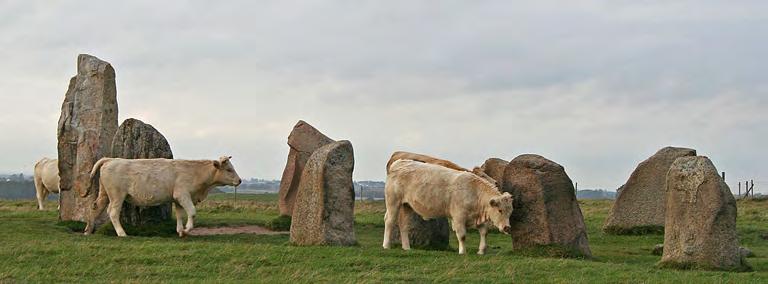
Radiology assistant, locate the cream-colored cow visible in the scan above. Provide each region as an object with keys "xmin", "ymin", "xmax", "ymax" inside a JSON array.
[
  {"xmin": 383, "ymin": 159, "xmax": 514, "ymax": 254},
  {"xmin": 33, "ymin": 158, "xmax": 60, "ymax": 210},
  {"xmin": 385, "ymin": 151, "xmax": 500, "ymax": 188},
  {"xmin": 84, "ymin": 156, "xmax": 242, "ymax": 237}
]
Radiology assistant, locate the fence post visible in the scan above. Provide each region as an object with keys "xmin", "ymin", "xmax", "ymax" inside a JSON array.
[
  {"xmin": 722, "ymin": 172, "xmax": 726, "ymax": 181},
  {"xmin": 738, "ymin": 182, "xmax": 741, "ymax": 198}
]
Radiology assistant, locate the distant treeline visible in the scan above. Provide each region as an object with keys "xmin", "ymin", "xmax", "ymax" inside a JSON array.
[{"xmin": 0, "ymin": 180, "xmax": 41, "ymax": 200}]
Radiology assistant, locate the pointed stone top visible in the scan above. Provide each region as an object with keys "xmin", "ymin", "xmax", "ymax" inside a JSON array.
[
  {"xmin": 77, "ymin": 54, "xmax": 113, "ymax": 76},
  {"xmin": 287, "ymin": 120, "xmax": 334, "ymax": 152},
  {"xmin": 509, "ymin": 154, "xmax": 564, "ymax": 172}
]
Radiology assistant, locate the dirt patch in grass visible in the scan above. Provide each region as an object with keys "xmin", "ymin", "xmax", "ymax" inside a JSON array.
[{"xmin": 189, "ymin": 225, "xmax": 288, "ymax": 236}]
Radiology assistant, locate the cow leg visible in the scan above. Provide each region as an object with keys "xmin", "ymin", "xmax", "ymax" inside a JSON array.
[
  {"xmin": 453, "ymin": 219, "xmax": 467, "ymax": 255},
  {"xmin": 399, "ymin": 206, "xmax": 413, "ymax": 250},
  {"xmin": 173, "ymin": 203, "xmax": 186, "ymax": 237},
  {"xmin": 34, "ymin": 178, "xmax": 46, "ymax": 210},
  {"xmin": 478, "ymin": 225, "xmax": 488, "ymax": 255},
  {"xmin": 382, "ymin": 204, "xmax": 400, "ymax": 249},
  {"xmin": 107, "ymin": 193, "xmax": 128, "ymax": 237},
  {"xmin": 177, "ymin": 195, "xmax": 197, "ymax": 235}
]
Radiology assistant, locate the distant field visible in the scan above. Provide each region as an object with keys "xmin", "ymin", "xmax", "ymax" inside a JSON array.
[{"xmin": 0, "ymin": 194, "xmax": 766, "ymax": 283}]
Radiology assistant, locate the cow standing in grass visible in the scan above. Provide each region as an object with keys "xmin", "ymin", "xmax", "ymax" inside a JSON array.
[
  {"xmin": 33, "ymin": 158, "xmax": 60, "ymax": 210},
  {"xmin": 84, "ymin": 156, "xmax": 242, "ymax": 237},
  {"xmin": 383, "ymin": 159, "xmax": 514, "ymax": 254}
]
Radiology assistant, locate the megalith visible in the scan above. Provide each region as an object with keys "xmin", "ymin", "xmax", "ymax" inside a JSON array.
[
  {"xmin": 110, "ymin": 118, "xmax": 173, "ymax": 226},
  {"xmin": 290, "ymin": 141, "xmax": 356, "ymax": 246},
  {"xmin": 604, "ymin": 146, "xmax": 696, "ymax": 234},
  {"xmin": 278, "ymin": 121, "xmax": 334, "ymax": 216},
  {"xmin": 480, "ymin": 158, "xmax": 508, "ymax": 186},
  {"xmin": 57, "ymin": 54, "xmax": 118, "ymax": 221},
  {"xmin": 388, "ymin": 204, "xmax": 450, "ymax": 250},
  {"xmin": 503, "ymin": 154, "xmax": 592, "ymax": 257},
  {"xmin": 658, "ymin": 156, "xmax": 750, "ymax": 271}
]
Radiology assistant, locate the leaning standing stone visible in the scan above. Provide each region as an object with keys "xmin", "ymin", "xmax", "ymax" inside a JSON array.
[
  {"xmin": 604, "ymin": 146, "xmax": 696, "ymax": 234},
  {"xmin": 658, "ymin": 156, "xmax": 751, "ymax": 271},
  {"xmin": 290, "ymin": 141, "xmax": 356, "ymax": 246},
  {"xmin": 503, "ymin": 154, "xmax": 592, "ymax": 258},
  {"xmin": 57, "ymin": 54, "xmax": 118, "ymax": 221},
  {"xmin": 110, "ymin": 118, "xmax": 174, "ymax": 226},
  {"xmin": 278, "ymin": 121, "xmax": 334, "ymax": 216}
]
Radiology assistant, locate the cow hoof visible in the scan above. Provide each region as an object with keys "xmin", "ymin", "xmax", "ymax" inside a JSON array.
[{"xmin": 477, "ymin": 251, "xmax": 485, "ymax": 255}]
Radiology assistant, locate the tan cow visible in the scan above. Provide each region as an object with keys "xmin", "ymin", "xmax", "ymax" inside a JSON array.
[
  {"xmin": 383, "ymin": 159, "xmax": 514, "ymax": 254},
  {"xmin": 84, "ymin": 156, "xmax": 242, "ymax": 237},
  {"xmin": 386, "ymin": 151, "xmax": 500, "ymax": 188},
  {"xmin": 33, "ymin": 158, "xmax": 60, "ymax": 210}
]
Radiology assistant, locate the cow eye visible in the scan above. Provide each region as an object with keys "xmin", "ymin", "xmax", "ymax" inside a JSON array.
[{"xmin": 498, "ymin": 209, "xmax": 502, "ymax": 213}]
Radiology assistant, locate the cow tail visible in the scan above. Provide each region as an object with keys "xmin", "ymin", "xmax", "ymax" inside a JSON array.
[{"xmin": 89, "ymin": 158, "xmax": 109, "ymax": 208}]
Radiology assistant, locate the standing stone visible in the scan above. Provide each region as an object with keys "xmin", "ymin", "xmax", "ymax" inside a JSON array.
[
  {"xmin": 290, "ymin": 141, "xmax": 356, "ymax": 246},
  {"xmin": 503, "ymin": 154, "xmax": 592, "ymax": 257},
  {"xmin": 658, "ymin": 156, "xmax": 751, "ymax": 271},
  {"xmin": 57, "ymin": 54, "xmax": 118, "ymax": 221},
  {"xmin": 278, "ymin": 121, "xmax": 334, "ymax": 216},
  {"xmin": 110, "ymin": 118, "xmax": 173, "ymax": 226},
  {"xmin": 604, "ymin": 147, "xmax": 696, "ymax": 234},
  {"xmin": 480, "ymin": 158, "xmax": 509, "ymax": 186},
  {"xmin": 388, "ymin": 204, "xmax": 450, "ymax": 250}
]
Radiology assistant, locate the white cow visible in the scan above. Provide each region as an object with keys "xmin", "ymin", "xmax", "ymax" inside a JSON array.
[
  {"xmin": 33, "ymin": 158, "xmax": 60, "ymax": 210},
  {"xmin": 384, "ymin": 159, "xmax": 514, "ymax": 254},
  {"xmin": 84, "ymin": 156, "xmax": 242, "ymax": 237}
]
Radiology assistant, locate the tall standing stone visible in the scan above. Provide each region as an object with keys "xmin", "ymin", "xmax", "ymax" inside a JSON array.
[
  {"xmin": 503, "ymin": 154, "xmax": 591, "ymax": 257},
  {"xmin": 604, "ymin": 147, "xmax": 696, "ymax": 234},
  {"xmin": 290, "ymin": 141, "xmax": 356, "ymax": 246},
  {"xmin": 278, "ymin": 121, "xmax": 334, "ymax": 216},
  {"xmin": 110, "ymin": 118, "xmax": 173, "ymax": 226},
  {"xmin": 480, "ymin": 158, "xmax": 508, "ymax": 186},
  {"xmin": 57, "ymin": 54, "xmax": 118, "ymax": 221},
  {"xmin": 388, "ymin": 204, "xmax": 450, "ymax": 250},
  {"xmin": 658, "ymin": 156, "xmax": 750, "ymax": 271}
]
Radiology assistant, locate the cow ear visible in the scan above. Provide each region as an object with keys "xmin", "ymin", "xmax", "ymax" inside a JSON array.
[
  {"xmin": 213, "ymin": 160, "xmax": 221, "ymax": 169},
  {"xmin": 489, "ymin": 198, "xmax": 499, "ymax": 207}
]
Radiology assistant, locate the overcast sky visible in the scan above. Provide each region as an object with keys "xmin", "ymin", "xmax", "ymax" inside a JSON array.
[{"xmin": 1, "ymin": 1, "xmax": 766, "ymax": 192}]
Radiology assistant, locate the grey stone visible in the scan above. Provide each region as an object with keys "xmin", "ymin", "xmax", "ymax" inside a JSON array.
[
  {"xmin": 110, "ymin": 118, "xmax": 173, "ymax": 226},
  {"xmin": 290, "ymin": 141, "xmax": 356, "ymax": 246},
  {"xmin": 604, "ymin": 147, "xmax": 696, "ymax": 234},
  {"xmin": 503, "ymin": 154, "xmax": 592, "ymax": 258},
  {"xmin": 388, "ymin": 204, "xmax": 450, "ymax": 250},
  {"xmin": 658, "ymin": 156, "xmax": 751, "ymax": 271},
  {"xmin": 57, "ymin": 54, "xmax": 118, "ymax": 222}
]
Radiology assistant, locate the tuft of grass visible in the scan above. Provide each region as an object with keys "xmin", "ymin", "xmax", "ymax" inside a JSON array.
[
  {"xmin": 603, "ymin": 225, "xmax": 664, "ymax": 235},
  {"xmin": 657, "ymin": 259, "xmax": 753, "ymax": 272},
  {"xmin": 93, "ymin": 220, "xmax": 179, "ymax": 237},
  {"xmin": 510, "ymin": 244, "xmax": 592, "ymax": 259},
  {"xmin": 266, "ymin": 215, "xmax": 292, "ymax": 231}
]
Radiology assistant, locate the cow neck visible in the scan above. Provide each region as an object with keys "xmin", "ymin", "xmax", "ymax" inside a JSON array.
[{"xmin": 473, "ymin": 177, "xmax": 501, "ymax": 226}]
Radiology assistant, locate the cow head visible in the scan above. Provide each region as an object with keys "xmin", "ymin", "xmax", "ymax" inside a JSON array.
[
  {"xmin": 213, "ymin": 156, "xmax": 242, "ymax": 186},
  {"xmin": 472, "ymin": 167, "xmax": 500, "ymax": 188},
  {"xmin": 487, "ymin": 192, "xmax": 514, "ymax": 234}
]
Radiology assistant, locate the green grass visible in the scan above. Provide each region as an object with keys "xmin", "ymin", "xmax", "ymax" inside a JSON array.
[{"xmin": 0, "ymin": 195, "xmax": 765, "ymax": 283}]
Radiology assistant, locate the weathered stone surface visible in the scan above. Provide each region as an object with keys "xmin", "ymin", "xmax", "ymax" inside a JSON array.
[
  {"xmin": 658, "ymin": 156, "xmax": 750, "ymax": 271},
  {"xmin": 740, "ymin": 247, "xmax": 755, "ymax": 258},
  {"xmin": 604, "ymin": 147, "xmax": 696, "ymax": 234},
  {"xmin": 480, "ymin": 158, "xmax": 508, "ymax": 186},
  {"xmin": 278, "ymin": 121, "xmax": 334, "ymax": 216},
  {"xmin": 110, "ymin": 118, "xmax": 173, "ymax": 226},
  {"xmin": 57, "ymin": 54, "xmax": 118, "ymax": 221},
  {"xmin": 388, "ymin": 204, "xmax": 450, "ymax": 250},
  {"xmin": 290, "ymin": 141, "xmax": 356, "ymax": 246},
  {"xmin": 503, "ymin": 154, "xmax": 592, "ymax": 257}
]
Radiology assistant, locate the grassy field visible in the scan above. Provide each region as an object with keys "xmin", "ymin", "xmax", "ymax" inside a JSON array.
[{"xmin": 0, "ymin": 194, "xmax": 765, "ymax": 283}]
